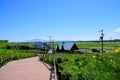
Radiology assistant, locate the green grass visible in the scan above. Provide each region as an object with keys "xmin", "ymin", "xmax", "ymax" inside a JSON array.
[
  {"xmin": 40, "ymin": 53, "xmax": 120, "ymax": 80},
  {"xmin": 76, "ymin": 42, "xmax": 120, "ymax": 50}
]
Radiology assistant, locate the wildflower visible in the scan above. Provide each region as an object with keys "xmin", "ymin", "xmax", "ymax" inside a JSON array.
[
  {"xmin": 115, "ymin": 48, "xmax": 120, "ymax": 53},
  {"xmin": 92, "ymin": 56, "xmax": 96, "ymax": 59}
]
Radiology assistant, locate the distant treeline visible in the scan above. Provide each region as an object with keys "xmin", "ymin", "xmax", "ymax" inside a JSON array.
[
  {"xmin": 0, "ymin": 40, "xmax": 35, "ymax": 50},
  {"xmin": 0, "ymin": 43, "xmax": 33, "ymax": 50},
  {"xmin": 4, "ymin": 44, "xmax": 33, "ymax": 50},
  {"xmin": 0, "ymin": 40, "xmax": 8, "ymax": 43}
]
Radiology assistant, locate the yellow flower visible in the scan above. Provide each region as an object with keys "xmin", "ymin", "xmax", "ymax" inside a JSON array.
[
  {"xmin": 115, "ymin": 48, "xmax": 120, "ymax": 53},
  {"xmin": 93, "ymin": 56, "xmax": 96, "ymax": 59}
]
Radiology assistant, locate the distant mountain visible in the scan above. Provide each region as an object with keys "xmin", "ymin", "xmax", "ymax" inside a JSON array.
[
  {"xmin": 25, "ymin": 39, "xmax": 48, "ymax": 42},
  {"xmin": 24, "ymin": 39, "xmax": 78, "ymax": 43},
  {"xmin": 54, "ymin": 40, "xmax": 76, "ymax": 43}
]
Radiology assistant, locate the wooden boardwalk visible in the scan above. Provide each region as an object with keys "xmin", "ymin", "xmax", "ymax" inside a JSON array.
[{"xmin": 0, "ymin": 57, "xmax": 52, "ymax": 80}]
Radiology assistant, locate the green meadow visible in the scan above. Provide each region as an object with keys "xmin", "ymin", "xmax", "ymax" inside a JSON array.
[
  {"xmin": 76, "ymin": 42, "xmax": 120, "ymax": 50},
  {"xmin": 41, "ymin": 53, "xmax": 120, "ymax": 80}
]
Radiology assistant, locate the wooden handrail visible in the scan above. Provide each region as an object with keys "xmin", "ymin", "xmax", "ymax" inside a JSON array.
[{"xmin": 53, "ymin": 58, "xmax": 57, "ymax": 80}]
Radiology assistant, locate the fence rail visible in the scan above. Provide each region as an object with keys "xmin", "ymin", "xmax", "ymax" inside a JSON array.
[
  {"xmin": 53, "ymin": 58, "xmax": 57, "ymax": 80},
  {"xmin": 39, "ymin": 54, "xmax": 59, "ymax": 80}
]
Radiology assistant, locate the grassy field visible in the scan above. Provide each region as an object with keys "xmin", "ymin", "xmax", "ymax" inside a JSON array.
[
  {"xmin": 41, "ymin": 53, "xmax": 120, "ymax": 80},
  {"xmin": 76, "ymin": 42, "xmax": 120, "ymax": 50}
]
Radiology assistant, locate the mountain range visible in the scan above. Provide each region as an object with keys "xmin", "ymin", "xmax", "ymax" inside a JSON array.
[
  {"xmin": 25, "ymin": 39, "xmax": 48, "ymax": 42},
  {"xmin": 24, "ymin": 39, "xmax": 76, "ymax": 43}
]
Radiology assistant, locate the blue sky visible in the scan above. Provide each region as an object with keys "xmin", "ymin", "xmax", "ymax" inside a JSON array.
[{"xmin": 0, "ymin": 0, "xmax": 120, "ymax": 42}]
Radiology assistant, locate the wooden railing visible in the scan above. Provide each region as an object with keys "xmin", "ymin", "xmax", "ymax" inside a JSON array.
[
  {"xmin": 39, "ymin": 54, "xmax": 59, "ymax": 80},
  {"xmin": 53, "ymin": 58, "xmax": 57, "ymax": 80},
  {"xmin": 0, "ymin": 55, "xmax": 10, "ymax": 67},
  {"xmin": 55, "ymin": 59, "xmax": 61, "ymax": 80},
  {"xmin": 38, "ymin": 53, "xmax": 62, "ymax": 80}
]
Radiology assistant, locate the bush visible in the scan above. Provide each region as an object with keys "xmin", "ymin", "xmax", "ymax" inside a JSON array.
[{"xmin": 40, "ymin": 53, "xmax": 120, "ymax": 80}]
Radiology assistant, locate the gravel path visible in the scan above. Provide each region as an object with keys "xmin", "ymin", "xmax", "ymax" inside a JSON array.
[{"xmin": 0, "ymin": 57, "xmax": 51, "ymax": 80}]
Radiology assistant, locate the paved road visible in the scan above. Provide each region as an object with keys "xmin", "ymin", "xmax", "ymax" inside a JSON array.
[{"xmin": 0, "ymin": 57, "xmax": 51, "ymax": 80}]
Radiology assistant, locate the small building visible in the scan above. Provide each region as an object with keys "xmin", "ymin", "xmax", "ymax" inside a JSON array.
[
  {"xmin": 56, "ymin": 43, "xmax": 64, "ymax": 52},
  {"xmin": 48, "ymin": 49, "xmax": 53, "ymax": 54},
  {"xmin": 56, "ymin": 42, "xmax": 78, "ymax": 53},
  {"xmin": 34, "ymin": 43, "xmax": 50, "ymax": 50}
]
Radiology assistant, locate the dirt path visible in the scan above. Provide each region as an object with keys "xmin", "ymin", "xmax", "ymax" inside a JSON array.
[{"xmin": 0, "ymin": 57, "xmax": 51, "ymax": 80}]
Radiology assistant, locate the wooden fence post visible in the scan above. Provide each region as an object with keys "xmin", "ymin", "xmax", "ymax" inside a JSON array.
[
  {"xmin": 56, "ymin": 62, "xmax": 61, "ymax": 80},
  {"xmin": 58, "ymin": 70, "xmax": 61, "ymax": 80}
]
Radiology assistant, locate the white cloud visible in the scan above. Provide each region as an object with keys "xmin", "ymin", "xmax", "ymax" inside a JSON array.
[{"xmin": 116, "ymin": 28, "xmax": 120, "ymax": 32}]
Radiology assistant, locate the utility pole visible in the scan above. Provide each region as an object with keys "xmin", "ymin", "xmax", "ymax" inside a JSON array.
[
  {"xmin": 49, "ymin": 36, "xmax": 51, "ymax": 48},
  {"xmin": 52, "ymin": 39, "xmax": 55, "ymax": 54},
  {"xmin": 100, "ymin": 29, "xmax": 104, "ymax": 52},
  {"xmin": 110, "ymin": 37, "xmax": 112, "ymax": 44}
]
